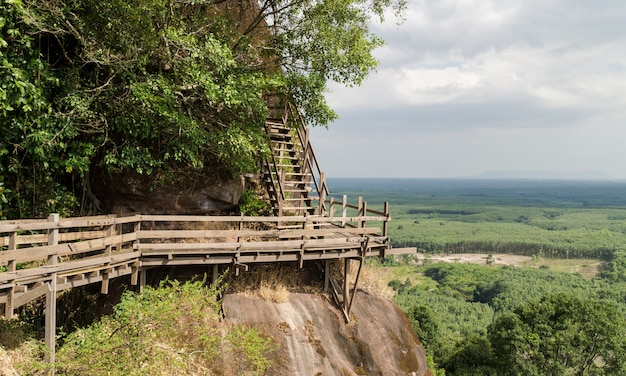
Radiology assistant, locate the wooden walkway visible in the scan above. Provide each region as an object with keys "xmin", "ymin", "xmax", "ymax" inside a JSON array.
[{"xmin": 0, "ymin": 196, "xmax": 414, "ymax": 364}]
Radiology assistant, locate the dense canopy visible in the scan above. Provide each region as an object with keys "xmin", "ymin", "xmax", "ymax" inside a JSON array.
[{"xmin": 0, "ymin": 0, "xmax": 404, "ymax": 218}]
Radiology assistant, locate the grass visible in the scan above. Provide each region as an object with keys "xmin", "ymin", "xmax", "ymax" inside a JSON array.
[{"xmin": 330, "ymin": 179, "xmax": 626, "ymax": 261}]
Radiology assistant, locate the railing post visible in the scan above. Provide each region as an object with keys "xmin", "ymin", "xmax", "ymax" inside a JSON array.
[
  {"xmin": 132, "ymin": 217, "xmax": 143, "ymax": 291},
  {"xmin": 383, "ymin": 201, "xmax": 390, "ymax": 238},
  {"xmin": 342, "ymin": 195, "xmax": 347, "ymax": 228},
  {"xmin": 318, "ymin": 172, "xmax": 327, "ymax": 216},
  {"xmin": 45, "ymin": 213, "xmax": 59, "ymax": 372},
  {"xmin": 357, "ymin": 196, "xmax": 364, "ymax": 228},
  {"xmin": 383, "ymin": 201, "xmax": 390, "ymax": 259},
  {"xmin": 101, "ymin": 215, "xmax": 116, "ymax": 295},
  {"xmin": 4, "ymin": 231, "xmax": 18, "ymax": 318}
]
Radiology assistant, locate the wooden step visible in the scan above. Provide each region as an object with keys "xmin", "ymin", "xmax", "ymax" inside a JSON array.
[
  {"xmin": 284, "ymin": 188, "xmax": 311, "ymax": 193},
  {"xmin": 282, "ymin": 207, "xmax": 316, "ymax": 211},
  {"xmin": 270, "ymin": 134, "xmax": 293, "ymax": 141}
]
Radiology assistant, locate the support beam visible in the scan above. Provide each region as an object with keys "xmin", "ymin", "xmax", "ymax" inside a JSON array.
[
  {"xmin": 324, "ymin": 260, "xmax": 330, "ymax": 292},
  {"xmin": 45, "ymin": 213, "xmax": 59, "ymax": 372},
  {"xmin": 4, "ymin": 231, "xmax": 17, "ymax": 318},
  {"xmin": 212, "ymin": 264, "xmax": 219, "ymax": 284},
  {"xmin": 347, "ymin": 238, "xmax": 368, "ymax": 316},
  {"xmin": 343, "ymin": 258, "xmax": 350, "ymax": 316},
  {"xmin": 139, "ymin": 269, "xmax": 146, "ymax": 292},
  {"xmin": 45, "ymin": 281, "xmax": 57, "ymax": 373}
]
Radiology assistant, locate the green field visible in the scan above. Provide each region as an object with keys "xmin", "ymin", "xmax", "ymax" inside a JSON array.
[
  {"xmin": 329, "ymin": 178, "xmax": 626, "ymax": 259},
  {"xmin": 328, "ymin": 179, "xmax": 626, "ymax": 375}
]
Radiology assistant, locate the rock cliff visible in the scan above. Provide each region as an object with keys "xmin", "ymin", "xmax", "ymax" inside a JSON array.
[{"xmin": 223, "ymin": 291, "xmax": 432, "ymax": 376}]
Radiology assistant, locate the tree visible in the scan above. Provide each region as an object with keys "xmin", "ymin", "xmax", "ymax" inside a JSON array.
[
  {"xmin": 1, "ymin": 0, "xmax": 404, "ymax": 218},
  {"xmin": 488, "ymin": 293, "xmax": 626, "ymax": 375}
]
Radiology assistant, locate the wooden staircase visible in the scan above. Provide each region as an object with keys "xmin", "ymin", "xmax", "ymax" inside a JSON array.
[{"xmin": 263, "ymin": 101, "xmax": 329, "ymax": 217}]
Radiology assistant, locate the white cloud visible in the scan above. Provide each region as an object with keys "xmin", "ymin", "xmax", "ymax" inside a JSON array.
[{"xmin": 318, "ymin": 0, "xmax": 626, "ymax": 178}]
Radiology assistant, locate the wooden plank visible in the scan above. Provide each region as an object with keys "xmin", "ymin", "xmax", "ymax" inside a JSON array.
[
  {"xmin": 0, "ymin": 251, "xmax": 141, "ymax": 284},
  {"xmin": 13, "ymin": 283, "xmax": 49, "ymax": 308},
  {"xmin": 137, "ymin": 229, "xmax": 281, "ymax": 239},
  {"xmin": 55, "ymin": 266, "xmax": 134, "ymax": 293},
  {"xmin": 139, "ymin": 247, "xmax": 382, "ymax": 267},
  {"xmin": 136, "ymin": 242, "xmax": 241, "ymax": 251},
  {"xmin": 0, "ymin": 232, "xmax": 137, "ymax": 265},
  {"xmin": 0, "ymin": 230, "xmax": 109, "ymax": 247},
  {"xmin": 137, "ymin": 214, "xmax": 386, "ymax": 224}
]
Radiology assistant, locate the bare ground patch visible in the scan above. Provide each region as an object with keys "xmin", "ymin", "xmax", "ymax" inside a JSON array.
[{"xmin": 420, "ymin": 253, "xmax": 604, "ymax": 278}]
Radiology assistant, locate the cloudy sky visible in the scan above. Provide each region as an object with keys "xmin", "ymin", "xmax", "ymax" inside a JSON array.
[{"xmin": 310, "ymin": 0, "xmax": 626, "ymax": 179}]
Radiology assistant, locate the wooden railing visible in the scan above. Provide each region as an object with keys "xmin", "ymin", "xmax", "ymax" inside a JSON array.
[
  {"xmin": 290, "ymin": 104, "xmax": 330, "ymax": 213},
  {"xmin": 0, "ymin": 197, "xmax": 396, "ymax": 314},
  {"xmin": 263, "ymin": 101, "xmax": 329, "ymax": 216},
  {"xmin": 0, "ymin": 196, "xmax": 416, "ymax": 364}
]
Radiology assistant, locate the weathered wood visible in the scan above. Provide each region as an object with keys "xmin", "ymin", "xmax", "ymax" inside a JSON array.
[
  {"xmin": 0, "ymin": 232, "xmax": 138, "ymax": 266},
  {"xmin": 45, "ymin": 213, "xmax": 59, "ymax": 371},
  {"xmin": 13, "ymin": 283, "xmax": 49, "ymax": 308},
  {"xmin": 343, "ymin": 259, "xmax": 350, "ymax": 316},
  {"xmin": 0, "ymin": 252, "xmax": 141, "ymax": 284},
  {"xmin": 0, "ymin": 204, "xmax": 406, "ymax": 324},
  {"xmin": 137, "ymin": 227, "xmax": 381, "ymax": 240}
]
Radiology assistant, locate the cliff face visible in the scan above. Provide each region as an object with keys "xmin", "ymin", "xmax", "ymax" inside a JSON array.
[
  {"xmin": 223, "ymin": 291, "xmax": 432, "ymax": 376},
  {"xmin": 91, "ymin": 169, "xmax": 245, "ymax": 215}
]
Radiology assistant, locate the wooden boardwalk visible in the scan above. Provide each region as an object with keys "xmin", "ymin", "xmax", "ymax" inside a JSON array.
[
  {"xmin": 0, "ymin": 196, "xmax": 414, "ymax": 364},
  {"xmin": 1, "ymin": 98, "xmax": 416, "ymax": 369}
]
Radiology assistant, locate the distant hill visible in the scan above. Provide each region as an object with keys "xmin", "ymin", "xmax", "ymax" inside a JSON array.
[{"xmin": 475, "ymin": 170, "xmax": 615, "ymax": 180}]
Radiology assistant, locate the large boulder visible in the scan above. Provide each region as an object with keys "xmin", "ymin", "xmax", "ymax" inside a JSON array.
[{"xmin": 223, "ymin": 291, "xmax": 432, "ymax": 376}]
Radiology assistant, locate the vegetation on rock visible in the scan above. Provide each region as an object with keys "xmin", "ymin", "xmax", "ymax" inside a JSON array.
[
  {"xmin": 1, "ymin": 279, "xmax": 277, "ymax": 375},
  {"xmin": 0, "ymin": 0, "xmax": 404, "ymax": 219}
]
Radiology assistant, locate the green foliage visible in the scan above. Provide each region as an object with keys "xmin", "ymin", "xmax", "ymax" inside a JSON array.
[
  {"xmin": 1, "ymin": 0, "xmax": 86, "ymax": 218},
  {"xmin": 390, "ymin": 260, "xmax": 626, "ymax": 375},
  {"xmin": 489, "ymin": 293, "xmax": 626, "ymax": 375},
  {"xmin": 0, "ymin": 317, "xmax": 34, "ymax": 349},
  {"xmin": 600, "ymin": 248, "xmax": 626, "ymax": 282},
  {"xmin": 239, "ymin": 189, "xmax": 271, "ymax": 216},
  {"xmin": 333, "ymin": 179, "xmax": 626, "ymax": 260},
  {"xmin": 2, "ymin": 0, "xmax": 404, "ymax": 218},
  {"xmin": 55, "ymin": 279, "xmax": 276, "ymax": 375}
]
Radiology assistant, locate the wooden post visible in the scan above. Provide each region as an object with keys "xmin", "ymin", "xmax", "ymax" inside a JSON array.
[
  {"xmin": 212, "ymin": 264, "xmax": 219, "ymax": 284},
  {"xmin": 131, "ymin": 262, "xmax": 140, "ymax": 286},
  {"xmin": 4, "ymin": 231, "xmax": 17, "ymax": 318},
  {"xmin": 383, "ymin": 201, "xmax": 390, "ymax": 237},
  {"xmin": 347, "ymin": 238, "xmax": 368, "ymax": 316},
  {"xmin": 357, "ymin": 196, "xmax": 364, "ymax": 228},
  {"xmin": 382, "ymin": 201, "xmax": 390, "ymax": 259},
  {"xmin": 343, "ymin": 259, "xmax": 350, "ymax": 315},
  {"xmin": 139, "ymin": 269, "xmax": 146, "ymax": 292},
  {"xmin": 318, "ymin": 172, "xmax": 327, "ymax": 216},
  {"xmin": 341, "ymin": 195, "xmax": 347, "ymax": 228},
  {"xmin": 101, "ymin": 218, "xmax": 115, "ymax": 294},
  {"xmin": 324, "ymin": 260, "xmax": 330, "ymax": 293},
  {"xmin": 45, "ymin": 213, "xmax": 59, "ymax": 372},
  {"xmin": 329, "ymin": 197, "xmax": 335, "ymax": 219}
]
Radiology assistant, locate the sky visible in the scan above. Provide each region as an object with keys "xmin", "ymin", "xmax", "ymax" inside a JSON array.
[{"xmin": 310, "ymin": 0, "xmax": 626, "ymax": 179}]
